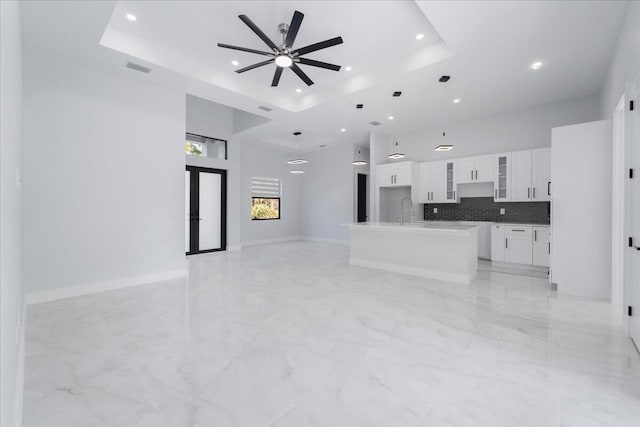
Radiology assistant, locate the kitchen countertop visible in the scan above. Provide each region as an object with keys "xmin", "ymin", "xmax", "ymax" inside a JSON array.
[{"xmin": 345, "ymin": 221, "xmax": 478, "ymax": 234}]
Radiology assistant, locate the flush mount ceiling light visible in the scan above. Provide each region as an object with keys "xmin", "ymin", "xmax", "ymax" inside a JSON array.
[
  {"xmin": 388, "ymin": 141, "xmax": 405, "ymax": 159},
  {"xmin": 218, "ymin": 11, "xmax": 343, "ymax": 87},
  {"xmin": 388, "ymin": 116, "xmax": 394, "ymax": 120},
  {"xmin": 416, "ymin": 33, "xmax": 424, "ymax": 40},
  {"xmin": 287, "ymin": 159, "xmax": 308, "ymax": 165},
  {"xmin": 126, "ymin": 13, "xmax": 137, "ymax": 21},
  {"xmin": 340, "ymin": 128, "xmax": 346, "ymax": 132},
  {"xmin": 435, "ymin": 144, "xmax": 454, "ymax": 151},
  {"xmin": 453, "ymin": 98, "xmax": 461, "ymax": 103},
  {"xmin": 290, "ymin": 169, "xmax": 305, "ymax": 174},
  {"xmin": 530, "ymin": 61, "xmax": 543, "ymax": 70}
]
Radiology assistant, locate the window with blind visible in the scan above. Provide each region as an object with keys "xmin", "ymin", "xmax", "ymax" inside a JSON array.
[{"xmin": 251, "ymin": 177, "xmax": 281, "ymax": 220}]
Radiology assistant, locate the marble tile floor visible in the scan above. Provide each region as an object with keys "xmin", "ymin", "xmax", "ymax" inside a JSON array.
[{"xmin": 22, "ymin": 242, "xmax": 640, "ymax": 427}]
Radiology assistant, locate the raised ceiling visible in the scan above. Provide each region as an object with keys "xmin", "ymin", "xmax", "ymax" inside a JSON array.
[{"xmin": 22, "ymin": 1, "xmax": 628, "ymax": 150}]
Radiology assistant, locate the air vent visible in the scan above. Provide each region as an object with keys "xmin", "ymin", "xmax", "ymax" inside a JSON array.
[
  {"xmin": 439, "ymin": 75, "xmax": 450, "ymax": 83},
  {"xmin": 293, "ymin": 131, "xmax": 302, "ymax": 136},
  {"xmin": 369, "ymin": 121, "xmax": 381, "ymax": 126},
  {"xmin": 392, "ymin": 91, "xmax": 402, "ymax": 97},
  {"xmin": 126, "ymin": 62, "xmax": 151, "ymax": 74},
  {"xmin": 258, "ymin": 106, "xmax": 273, "ymax": 112},
  {"xmin": 356, "ymin": 104, "xmax": 364, "ymax": 109}
]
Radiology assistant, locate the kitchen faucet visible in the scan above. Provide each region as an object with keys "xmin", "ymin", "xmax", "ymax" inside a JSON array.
[{"xmin": 400, "ymin": 197, "xmax": 414, "ymax": 225}]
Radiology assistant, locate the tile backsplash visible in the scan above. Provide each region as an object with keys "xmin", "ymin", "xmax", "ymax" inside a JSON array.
[{"xmin": 423, "ymin": 197, "xmax": 550, "ymax": 224}]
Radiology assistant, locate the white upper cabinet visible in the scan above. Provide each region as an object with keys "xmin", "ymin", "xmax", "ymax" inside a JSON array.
[
  {"xmin": 378, "ymin": 161, "xmax": 415, "ymax": 187},
  {"xmin": 494, "ymin": 153, "xmax": 511, "ymax": 201},
  {"xmin": 510, "ymin": 150, "xmax": 533, "ymax": 202},
  {"xmin": 532, "ymin": 148, "xmax": 551, "ymax": 201},
  {"xmin": 419, "ymin": 161, "xmax": 448, "ymax": 203},
  {"xmin": 445, "ymin": 160, "xmax": 457, "ymax": 203},
  {"xmin": 455, "ymin": 155, "xmax": 495, "ymax": 184}
]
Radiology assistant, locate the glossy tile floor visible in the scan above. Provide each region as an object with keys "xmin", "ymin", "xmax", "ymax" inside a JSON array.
[{"xmin": 23, "ymin": 242, "xmax": 640, "ymax": 426}]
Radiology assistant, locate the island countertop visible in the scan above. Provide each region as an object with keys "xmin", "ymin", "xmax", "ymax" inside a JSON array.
[{"xmin": 345, "ymin": 221, "xmax": 479, "ymax": 234}]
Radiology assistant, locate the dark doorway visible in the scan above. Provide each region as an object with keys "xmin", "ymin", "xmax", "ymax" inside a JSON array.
[
  {"xmin": 186, "ymin": 166, "xmax": 227, "ymax": 255},
  {"xmin": 357, "ymin": 173, "xmax": 367, "ymax": 222}
]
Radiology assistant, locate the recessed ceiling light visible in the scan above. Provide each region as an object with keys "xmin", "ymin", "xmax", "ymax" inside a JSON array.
[
  {"xmin": 530, "ymin": 61, "xmax": 543, "ymax": 70},
  {"xmin": 345, "ymin": 66, "xmax": 352, "ymax": 71},
  {"xmin": 340, "ymin": 128, "xmax": 346, "ymax": 132},
  {"xmin": 287, "ymin": 159, "xmax": 308, "ymax": 165},
  {"xmin": 231, "ymin": 60, "xmax": 239, "ymax": 66},
  {"xmin": 453, "ymin": 98, "xmax": 461, "ymax": 104},
  {"xmin": 388, "ymin": 116, "xmax": 394, "ymax": 120},
  {"xmin": 126, "ymin": 13, "xmax": 137, "ymax": 22},
  {"xmin": 290, "ymin": 169, "xmax": 305, "ymax": 174},
  {"xmin": 293, "ymin": 131, "xmax": 302, "ymax": 136},
  {"xmin": 416, "ymin": 33, "xmax": 424, "ymax": 40},
  {"xmin": 295, "ymin": 88, "xmax": 302, "ymax": 93},
  {"xmin": 435, "ymin": 144, "xmax": 454, "ymax": 151},
  {"xmin": 356, "ymin": 104, "xmax": 364, "ymax": 109}
]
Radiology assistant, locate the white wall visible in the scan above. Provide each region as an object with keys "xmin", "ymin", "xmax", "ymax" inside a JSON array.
[
  {"xmin": 23, "ymin": 51, "xmax": 187, "ymax": 294},
  {"xmin": 240, "ymin": 140, "xmax": 301, "ymax": 244},
  {"xmin": 1, "ymin": 3, "xmax": 24, "ymax": 425},
  {"xmin": 299, "ymin": 143, "xmax": 355, "ymax": 242},
  {"xmin": 389, "ymin": 94, "xmax": 600, "ymax": 162},
  {"xmin": 599, "ymin": 1, "xmax": 640, "ymax": 118},
  {"xmin": 551, "ymin": 120, "xmax": 612, "ymax": 300}
]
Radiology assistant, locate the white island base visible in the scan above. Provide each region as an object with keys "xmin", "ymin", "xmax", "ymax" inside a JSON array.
[{"xmin": 346, "ymin": 222, "xmax": 479, "ymax": 284}]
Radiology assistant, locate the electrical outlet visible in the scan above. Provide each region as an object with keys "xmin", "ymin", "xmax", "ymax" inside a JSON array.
[
  {"xmin": 500, "ymin": 208, "xmax": 505, "ymax": 215},
  {"xmin": 433, "ymin": 208, "xmax": 438, "ymax": 213}
]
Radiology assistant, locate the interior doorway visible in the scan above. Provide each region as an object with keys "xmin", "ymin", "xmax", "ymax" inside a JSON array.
[
  {"xmin": 357, "ymin": 173, "xmax": 368, "ymax": 222},
  {"xmin": 185, "ymin": 166, "xmax": 227, "ymax": 255},
  {"xmin": 627, "ymin": 70, "xmax": 640, "ymax": 350}
]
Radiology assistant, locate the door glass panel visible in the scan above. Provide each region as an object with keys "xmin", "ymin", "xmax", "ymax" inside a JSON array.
[
  {"xmin": 185, "ymin": 171, "xmax": 190, "ymax": 252},
  {"xmin": 446, "ymin": 162, "xmax": 454, "ymax": 199},
  {"xmin": 198, "ymin": 172, "xmax": 222, "ymax": 251},
  {"xmin": 498, "ymin": 156, "xmax": 507, "ymax": 198}
]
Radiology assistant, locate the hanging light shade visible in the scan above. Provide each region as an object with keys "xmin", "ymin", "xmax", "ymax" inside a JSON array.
[
  {"xmin": 352, "ymin": 149, "xmax": 368, "ymax": 166},
  {"xmin": 388, "ymin": 141, "xmax": 405, "ymax": 159},
  {"xmin": 288, "ymin": 131, "xmax": 308, "ymax": 173}
]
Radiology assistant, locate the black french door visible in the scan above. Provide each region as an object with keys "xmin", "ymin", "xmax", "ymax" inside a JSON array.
[{"xmin": 186, "ymin": 166, "xmax": 227, "ymax": 255}]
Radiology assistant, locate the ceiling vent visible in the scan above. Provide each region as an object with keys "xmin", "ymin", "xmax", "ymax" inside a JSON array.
[
  {"xmin": 356, "ymin": 104, "xmax": 364, "ymax": 109},
  {"xmin": 126, "ymin": 62, "xmax": 151, "ymax": 74},
  {"xmin": 439, "ymin": 75, "xmax": 450, "ymax": 83},
  {"xmin": 392, "ymin": 91, "xmax": 402, "ymax": 97},
  {"xmin": 369, "ymin": 121, "xmax": 381, "ymax": 126},
  {"xmin": 293, "ymin": 131, "xmax": 302, "ymax": 136},
  {"xmin": 258, "ymin": 106, "xmax": 273, "ymax": 112}
]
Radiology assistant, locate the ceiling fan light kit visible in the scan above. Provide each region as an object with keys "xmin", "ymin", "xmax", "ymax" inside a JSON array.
[{"xmin": 218, "ymin": 11, "xmax": 343, "ymax": 87}]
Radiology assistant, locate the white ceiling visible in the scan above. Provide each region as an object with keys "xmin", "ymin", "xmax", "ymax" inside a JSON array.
[{"xmin": 22, "ymin": 1, "xmax": 628, "ymax": 150}]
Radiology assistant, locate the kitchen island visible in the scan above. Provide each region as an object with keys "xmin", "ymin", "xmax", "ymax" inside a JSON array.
[{"xmin": 345, "ymin": 222, "xmax": 478, "ymax": 284}]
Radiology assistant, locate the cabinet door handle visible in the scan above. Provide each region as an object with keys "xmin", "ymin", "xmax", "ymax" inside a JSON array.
[
  {"xmin": 475, "ymin": 170, "xmax": 478, "ymax": 180},
  {"xmin": 533, "ymin": 187, "xmax": 536, "ymax": 199},
  {"xmin": 431, "ymin": 192, "xmax": 433, "ymax": 200},
  {"xmin": 512, "ymin": 229, "xmax": 526, "ymax": 232},
  {"xmin": 471, "ymin": 170, "xmax": 473, "ymax": 180},
  {"xmin": 528, "ymin": 187, "xmax": 530, "ymax": 199},
  {"xmin": 454, "ymin": 190, "xmax": 456, "ymax": 200},
  {"xmin": 548, "ymin": 242, "xmax": 550, "ymax": 254},
  {"xmin": 534, "ymin": 230, "xmax": 537, "ymax": 241},
  {"xmin": 495, "ymin": 188, "xmax": 497, "ymax": 198},
  {"xmin": 505, "ymin": 238, "xmax": 508, "ymax": 249},
  {"xmin": 548, "ymin": 182, "xmax": 551, "ymax": 196}
]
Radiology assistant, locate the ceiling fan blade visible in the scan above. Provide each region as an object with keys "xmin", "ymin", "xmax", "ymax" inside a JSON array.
[
  {"xmin": 292, "ymin": 36, "xmax": 343, "ymax": 56},
  {"xmin": 217, "ymin": 43, "xmax": 274, "ymax": 57},
  {"xmin": 271, "ymin": 67, "xmax": 283, "ymax": 87},
  {"xmin": 290, "ymin": 63, "xmax": 314, "ymax": 86},
  {"xmin": 235, "ymin": 59, "xmax": 274, "ymax": 73},
  {"xmin": 297, "ymin": 58, "xmax": 341, "ymax": 72},
  {"xmin": 284, "ymin": 11, "xmax": 304, "ymax": 48},
  {"xmin": 238, "ymin": 14, "xmax": 279, "ymax": 52}
]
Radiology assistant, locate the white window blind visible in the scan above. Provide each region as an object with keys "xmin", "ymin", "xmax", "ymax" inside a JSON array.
[{"xmin": 251, "ymin": 177, "xmax": 281, "ymax": 198}]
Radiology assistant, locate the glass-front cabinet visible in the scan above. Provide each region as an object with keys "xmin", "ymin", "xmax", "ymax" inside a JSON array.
[
  {"xmin": 445, "ymin": 161, "xmax": 456, "ymax": 202},
  {"xmin": 494, "ymin": 153, "xmax": 510, "ymax": 201}
]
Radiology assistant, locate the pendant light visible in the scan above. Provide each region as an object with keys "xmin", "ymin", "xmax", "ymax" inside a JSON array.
[
  {"xmin": 288, "ymin": 131, "xmax": 307, "ymax": 173},
  {"xmin": 388, "ymin": 141, "xmax": 405, "ymax": 159},
  {"xmin": 352, "ymin": 148, "xmax": 368, "ymax": 166}
]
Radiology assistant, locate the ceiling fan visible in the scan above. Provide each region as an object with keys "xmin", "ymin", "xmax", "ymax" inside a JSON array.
[{"xmin": 217, "ymin": 11, "xmax": 343, "ymax": 87}]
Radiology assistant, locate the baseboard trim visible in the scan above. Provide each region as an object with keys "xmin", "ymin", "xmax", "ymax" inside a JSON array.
[
  {"xmin": 25, "ymin": 268, "xmax": 188, "ymax": 305},
  {"xmin": 301, "ymin": 237, "xmax": 350, "ymax": 246},
  {"xmin": 241, "ymin": 236, "xmax": 302, "ymax": 248},
  {"xmin": 14, "ymin": 302, "xmax": 26, "ymax": 427},
  {"xmin": 349, "ymin": 258, "xmax": 472, "ymax": 285}
]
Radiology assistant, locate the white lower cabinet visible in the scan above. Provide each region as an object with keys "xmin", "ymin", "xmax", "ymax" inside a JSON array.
[
  {"xmin": 492, "ymin": 224, "xmax": 548, "ymax": 266},
  {"xmin": 532, "ymin": 226, "xmax": 550, "ymax": 267}
]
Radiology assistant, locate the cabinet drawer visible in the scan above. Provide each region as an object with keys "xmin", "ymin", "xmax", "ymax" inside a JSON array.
[{"xmin": 505, "ymin": 226, "xmax": 532, "ymax": 236}]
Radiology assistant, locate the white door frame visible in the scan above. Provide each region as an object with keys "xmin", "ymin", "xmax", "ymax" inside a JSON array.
[{"xmin": 611, "ymin": 95, "xmax": 625, "ymax": 311}]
